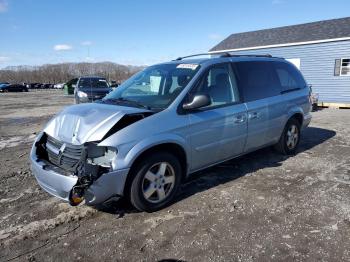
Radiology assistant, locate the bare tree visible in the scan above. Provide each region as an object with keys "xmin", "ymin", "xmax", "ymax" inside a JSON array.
[{"xmin": 0, "ymin": 62, "xmax": 144, "ymax": 84}]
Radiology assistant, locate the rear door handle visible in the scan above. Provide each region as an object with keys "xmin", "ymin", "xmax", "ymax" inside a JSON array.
[
  {"xmin": 248, "ymin": 112, "xmax": 260, "ymax": 120},
  {"xmin": 234, "ymin": 115, "xmax": 246, "ymax": 123}
]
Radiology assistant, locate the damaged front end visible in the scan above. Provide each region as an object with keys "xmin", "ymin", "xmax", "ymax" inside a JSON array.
[
  {"xmin": 30, "ymin": 103, "xmax": 153, "ymax": 206},
  {"xmin": 33, "ymin": 133, "xmax": 118, "ymax": 205}
]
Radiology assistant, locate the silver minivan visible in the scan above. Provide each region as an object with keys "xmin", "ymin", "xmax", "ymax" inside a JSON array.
[{"xmin": 30, "ymin": 54, "xmax": 312, "ymax": 212}]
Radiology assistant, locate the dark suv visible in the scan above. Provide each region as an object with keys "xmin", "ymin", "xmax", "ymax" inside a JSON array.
[{"xmin": 74, "ymin": 76, "xmax": 112, "ymax": 103}]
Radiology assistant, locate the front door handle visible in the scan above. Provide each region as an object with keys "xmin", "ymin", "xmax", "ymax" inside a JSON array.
[
  {"xmin": 234, "ymin": 115, "xmax": 246, "ymax": 123},
  {"xmin": 248, "ymin": 112, "xmax": 260, "ymax": 120}
]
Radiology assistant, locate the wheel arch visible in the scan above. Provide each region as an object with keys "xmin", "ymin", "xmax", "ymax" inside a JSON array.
[
  {"xmin": 289, "ymin": 112, "xmax": 303, "ymax": 126},
  {"xmin": 123, "ymin": 142, "xmax": 188, "ymax": 196},
  {"xmin": 287, "ymin": 107, "xmax": 304, "ymax": 127},
  {"xmin": 276, "ymin": 110, "xmax": 304, "ymax": 144}
]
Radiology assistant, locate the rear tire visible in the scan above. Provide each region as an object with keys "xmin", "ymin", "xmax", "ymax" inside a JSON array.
[
  {"xmin": 274, "ymin": 118, "xmax": 301, "ymax": 155},
  {"xmin": 129, "ymin": 152, "xmax": 182, "ymax": 212}
]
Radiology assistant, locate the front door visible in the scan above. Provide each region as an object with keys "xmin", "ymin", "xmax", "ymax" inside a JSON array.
[{"xmin": 186, "ymin": 63, "xmax": 248, "ymax": 171}]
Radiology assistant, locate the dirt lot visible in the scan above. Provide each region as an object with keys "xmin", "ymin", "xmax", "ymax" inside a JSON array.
[{"xmin": 0, "ymin": 90, "xmax": 349, "ymax": 261}]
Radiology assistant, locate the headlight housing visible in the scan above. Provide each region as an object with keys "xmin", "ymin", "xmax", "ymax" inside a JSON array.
[
  {"xmin": 77, "ymin": 91, "xmax": 88, "ymax": 97},
  {"xmin": 86, "ymin": 144, "xmax": 117, "ymax": 169}
]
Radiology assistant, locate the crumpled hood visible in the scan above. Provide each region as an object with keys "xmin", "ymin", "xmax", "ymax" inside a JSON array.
[{"xmin": 44, "ymin": 103, "xmax": 150, "ymax": 144}]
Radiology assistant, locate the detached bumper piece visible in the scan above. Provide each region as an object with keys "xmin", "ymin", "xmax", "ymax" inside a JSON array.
[{"xmin": 69, "ymin": 186, "xmax": 85, "ymax": 206}]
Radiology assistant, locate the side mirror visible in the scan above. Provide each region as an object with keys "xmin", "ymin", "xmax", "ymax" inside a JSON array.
[{"xmin": 183, "ymin": 94, "xmax": 211, "ymax": 110}]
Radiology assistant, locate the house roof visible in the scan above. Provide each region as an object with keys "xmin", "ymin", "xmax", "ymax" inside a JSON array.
[{"xmin": 210, "ymin": 17, "xmax": 350, "ymax": 52}]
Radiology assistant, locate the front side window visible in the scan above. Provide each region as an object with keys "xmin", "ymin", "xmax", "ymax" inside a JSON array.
[
  {"xmin": 189, "ymin": 63, "xmax": 240, "ymax": 108},
  {"xmin": 103, "ymin": 63, "xmax": 200, "ymax": 110}
]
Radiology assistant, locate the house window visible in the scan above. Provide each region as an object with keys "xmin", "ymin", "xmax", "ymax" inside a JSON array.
[{"xmin": 340, "ymin": 59, "xmax": 350, "ymax": 76}]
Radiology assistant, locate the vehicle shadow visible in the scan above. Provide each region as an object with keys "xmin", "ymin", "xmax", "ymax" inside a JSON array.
[{"xmin": 97, "ymin": 126, "xmax": 335, "ymax": 215}]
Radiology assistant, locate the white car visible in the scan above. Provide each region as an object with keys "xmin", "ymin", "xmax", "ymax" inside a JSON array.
[{"xmin": 54, "ymin": 83, "xmax": 65, "ymax": 89}]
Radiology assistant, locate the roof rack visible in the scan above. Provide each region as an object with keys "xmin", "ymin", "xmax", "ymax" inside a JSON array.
[
  {"xmin": 218, "ymin": 53, "xmax": 273, "ymax": 58},
  {"xmin": 174, "ymin": 52, "xmax": 278, "ymax": 61},
  {"xmin": 174, "ymin": 53, "xmax": 211, "ymax": 61}
]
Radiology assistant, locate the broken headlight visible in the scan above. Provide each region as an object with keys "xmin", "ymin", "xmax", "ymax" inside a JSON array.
[{"xmin": 86, "ymin": 143, "xmax": 117, "ymax": 169}]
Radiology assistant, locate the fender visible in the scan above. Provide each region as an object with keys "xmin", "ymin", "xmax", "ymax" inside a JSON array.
[{"xmin": 100, "ymin": 133, "xmax": 190, "ymax": 172}]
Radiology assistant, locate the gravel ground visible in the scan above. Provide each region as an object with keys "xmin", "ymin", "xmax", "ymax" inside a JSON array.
[{"xmin": 0, "ymin": 90, "xmax": 349, "ymax": 262}]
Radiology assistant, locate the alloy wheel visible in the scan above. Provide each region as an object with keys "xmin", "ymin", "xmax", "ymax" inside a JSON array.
[
  {"xmin": 286, "ymin": 124, "xmax": 299, "ymax": 149},
  {"xmin": 142, "ymin": 162, "xmax": 176, "ymax": 203}
]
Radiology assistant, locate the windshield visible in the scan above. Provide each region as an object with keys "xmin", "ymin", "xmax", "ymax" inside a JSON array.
[
  {"xmin": 78, "ymin": 78, "xmax": 109, "ymax": 88},
  {"xmin": 103, "ymin": 63, "xmax": 200, "ymax": 110}
]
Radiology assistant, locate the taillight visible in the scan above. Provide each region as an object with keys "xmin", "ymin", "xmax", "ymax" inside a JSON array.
[{"xmin": 308, "ymin": 84, "xmax": 313, "ymax": 104}]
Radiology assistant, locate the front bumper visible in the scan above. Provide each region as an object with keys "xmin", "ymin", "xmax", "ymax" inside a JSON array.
[
  {"xmin": 78, "ymin": 95, "xmax": 104, "ymax": 103},
  {"xmin": 30, "ymin": 143, "xmax": 130, "ymax": 205},
  {"xmin": 31, "ymin": 157, "xmax": 78, "ymax": 201}
]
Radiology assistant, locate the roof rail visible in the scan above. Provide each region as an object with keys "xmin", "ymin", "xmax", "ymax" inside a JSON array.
[
  {"xmin": 174, "ymin": 53, "xmax": 211, "ymax": 61},
  {"xmin": 219, "ymin": 53, "xmax": 273, "ymax": 58},
  {"xmin": 174, "ymin": 52, "xmax": 279, "ymax": 61}
]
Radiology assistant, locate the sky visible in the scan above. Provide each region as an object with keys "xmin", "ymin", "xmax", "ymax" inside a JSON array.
[{"xmin": 0, "ymin": 0, "xmax": 349, "ymax": 68}]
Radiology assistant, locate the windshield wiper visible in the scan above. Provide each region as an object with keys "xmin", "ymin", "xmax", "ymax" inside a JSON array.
[{"xmin": 104, "ymin": 98, "xmax": 152, "ymax": 110}]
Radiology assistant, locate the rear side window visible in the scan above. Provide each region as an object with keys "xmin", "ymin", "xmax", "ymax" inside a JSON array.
[
  {"xmin": 272, "ymin": 61, "xmax": 306, "ymax": 93},
  {"xmin": 233, "ymin": 61, "xmax": 280, "ymax": 102}
]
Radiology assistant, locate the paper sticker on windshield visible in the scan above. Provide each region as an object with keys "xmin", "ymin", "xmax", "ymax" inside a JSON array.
[
  {"xmin": 176, "ymin": 64, "xmax": 198, "ymax": 70},
  {"xmin": 99, "ymin": 79, "xmax": 107, "ymax": 82}
]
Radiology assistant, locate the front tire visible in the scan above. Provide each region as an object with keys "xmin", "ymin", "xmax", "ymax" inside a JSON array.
[
  {"xmin": 274, "ymin": 118, "xmax": 301, "ymax": 155},
  {"xmin": 129, "ymin": 152, "xmax": 182, "ymax": 212}
]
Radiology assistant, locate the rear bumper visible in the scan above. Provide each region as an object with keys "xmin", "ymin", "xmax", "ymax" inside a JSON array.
[
  {"xmin": 303, "ymin": 112, "xmax": 312, "ymax": 129},
  {"xmin": 30, "ymin": 140, "xmax": 130, "ymax": 205}
]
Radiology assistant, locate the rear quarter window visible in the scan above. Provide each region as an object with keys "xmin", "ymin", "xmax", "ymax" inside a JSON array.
[
  {"xmin": 272, "ymin": 61, "xmax": 306, "ymax": 93},
  {"xmin": 233, "ymin": 61, "xmax": 280, "ymax": 102}
]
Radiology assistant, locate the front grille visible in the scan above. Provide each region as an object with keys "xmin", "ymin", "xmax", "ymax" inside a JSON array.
[
  {"xmin": 87, "ymin": 91, "xmax": 108, "ymax": 100},
  {"xmin": 45, "ymin": 135, "xmax": 85, "ymax": 171}
]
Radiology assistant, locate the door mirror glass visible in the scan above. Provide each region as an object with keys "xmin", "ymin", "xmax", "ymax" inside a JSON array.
[{"xmin": 183, "ymin": 94, "xmax": 211, "ymax": 110}]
